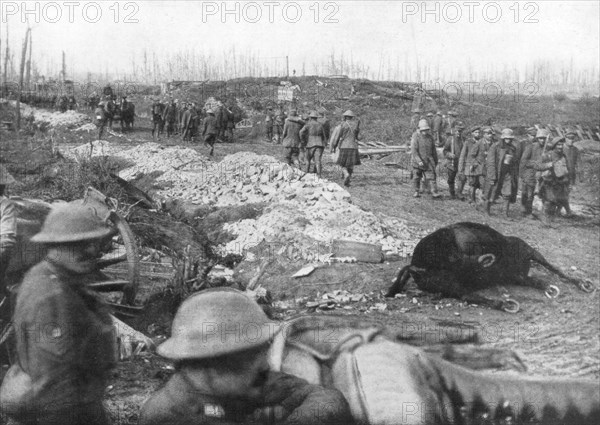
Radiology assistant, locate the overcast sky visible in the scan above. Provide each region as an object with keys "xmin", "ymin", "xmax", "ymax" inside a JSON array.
[{"xmin": 1, "ymin": 1, "xmax": 598, "ymax": 81}]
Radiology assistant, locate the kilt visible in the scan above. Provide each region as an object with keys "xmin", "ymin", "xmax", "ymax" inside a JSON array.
[{"xmin": 337, "ymin": 148, "xmax": 361, "ymax": 168}]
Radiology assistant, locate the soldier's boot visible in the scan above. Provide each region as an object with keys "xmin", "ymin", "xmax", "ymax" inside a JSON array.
[
  {"xmin": 485, "ymin": 200, "xmax": 492, "ymax": 216},
  {"xmin": 456, "ymin": 177, "xmax": 466, "ymax": 200},
  {"xmin": 469, "ymin": 187, "xmax": 477, "ymax": 204},
  {"xmin": 413, "ymin": 178, "xmax": 421, "ymax": 197},
  {"xmin": 448, "ymin": 184, "xmax": 456, "ymax": 199},
  {"xmin": 315, "ymin": 162, "xmax": 322, "ymax": 179},
  {"xmin": 430, "ymin": 181, "xmax": 442, "ymax": 198}
]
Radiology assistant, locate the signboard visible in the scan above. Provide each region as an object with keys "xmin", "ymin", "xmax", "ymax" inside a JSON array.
[{"xmin": 278, "ymin": 87, "xmax": 295, "ymax": 102}]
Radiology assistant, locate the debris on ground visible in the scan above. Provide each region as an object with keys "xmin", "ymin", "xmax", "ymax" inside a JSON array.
[{"xmin": 14, "ymin": 101, "xmax": 90, "ymax": 128}]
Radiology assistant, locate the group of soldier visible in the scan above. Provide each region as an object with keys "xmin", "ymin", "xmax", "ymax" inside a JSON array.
[
  {"xmin": 149, "ymin": 98, "xmax": 235, "ymax": 147},
  {"xmin": 410, "ymin": 109, "xmax": 580, "ymax": 225},
  {"xmin": 266, "ymin": 106, "xmax": 362, "ymax": 187}
]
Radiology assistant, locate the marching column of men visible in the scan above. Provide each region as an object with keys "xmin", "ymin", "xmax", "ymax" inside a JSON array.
[{"xmin": 408, "ymin": 110, "xmax": 580, "ymax": 224}]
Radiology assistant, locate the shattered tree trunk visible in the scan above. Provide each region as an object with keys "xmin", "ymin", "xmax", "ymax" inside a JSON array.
[
  {"xmin": 16, "ymin": 27, "xmax": 30, "ymax": 130},
  {"xmin": 2, "ymin": 22, "xmax": 8, "ymax": 86}
]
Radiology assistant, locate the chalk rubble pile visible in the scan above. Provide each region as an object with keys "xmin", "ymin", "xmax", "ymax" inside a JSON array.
[
  {"xmin": 68, "ymin": 141, "xmax": 422, "ymax": 260},
  {"xmin": 15, "ymin": 101, "xmax": 90, "ymax": 128}
]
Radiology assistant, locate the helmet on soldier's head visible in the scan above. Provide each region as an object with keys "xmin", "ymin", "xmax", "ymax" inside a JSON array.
[
  {"xmin": 157, "ymin": 288, "xmax": 278, "ymax": 360},
  {"xmin": 418, "ymin": 119, "xmax": 430, "ymax": 131},
  {"xmin": 342, "ymin": 110, "xmax": 355, "ymax": 117},
  {"xmin": 0, "ymin": 165, "xmax": 16, "ymax": 185},
  {"xmin": 546, "ymin": 136, "xmax": 565, "ymax": 150},
  {"xmin": 309, "ymin": 111, "xmax": 318, "ymax": 118},
  {"xmin": 455, "ymin": 121, "xmax": 465, "ymax": 130},
  {"xmin": 564, "ymin": 128, "xmax": 577, "ymax": 137},
  {"xmin": 207, "ymin": 109, "xmax": 214, "ymax": 115},
  {"xmin": 501, "ymin": 128, "xmax": 515, "ymax": 139},
  {"xmin": 31, "ymin": 203, "xmax": 116, "ymax": 244},
  {"xmin": 426, "ymin": 112, "xmax": 434, "ymax": 117},
  {"xmin": 526, "ymin": 127, "xmax": 537, "ymax": 136},
  {"xmin": 536, "ymin": 128, "xmax": 550, "ymax": 139}
]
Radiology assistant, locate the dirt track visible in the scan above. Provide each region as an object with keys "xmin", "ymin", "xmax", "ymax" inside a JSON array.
[{"xmin": 2, "ymin": 106, "xmax": 598, "ymax": 424}]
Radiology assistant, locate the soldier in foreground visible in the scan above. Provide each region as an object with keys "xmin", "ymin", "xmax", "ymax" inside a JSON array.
[
  {"xmin": 1, "ymin": 204, "xmax": 118, "ymax": 425},
  {"xmin": 139, "ymin": 288, "xmax": 353, "ymax": 425},
  {"xmin": 410, "ymin": 119, "xmax": 440, "ymax": 198},
  {"xmin": 265, "ymin": 106, "xmax": 274, "ymax": 142},
  {"xmin": 0, "ymin": 166, "xmax": 17, "ymax": 287}
]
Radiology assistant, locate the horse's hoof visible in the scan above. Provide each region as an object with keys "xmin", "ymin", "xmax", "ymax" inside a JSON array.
[
  {"xmin": 502, "ymin": 299, "xmax": 520, "ymax": 314},
  {"xmin": 544, "ymin": 285, "xmax": 560, "ymax": 299},
  {"xmin": 579, "ymin": 280, "xmax": 596, "ymax": 293}
]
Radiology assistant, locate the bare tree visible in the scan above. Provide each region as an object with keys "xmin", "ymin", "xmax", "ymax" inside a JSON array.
[{"xmin": 16, "ymin": 26, "xmax": 31, "ymax": 130}]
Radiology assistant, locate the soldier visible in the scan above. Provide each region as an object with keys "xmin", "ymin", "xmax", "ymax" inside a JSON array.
[
  {"xmin": 519, "ymin": 128, "xmax": 548, "ymax": 217},
  {"xmin": 274, "ymin": 107, "xmax": 286, "ymax": 144},
  {"xmin": 432, "ymin": 110, "xmax": 444, "ymax": 147},
  {"xmin": 563, "ymin": 128, "xmax": 580, "ymax": 187},
  {"xmin": 224, "ymin": 105, "xmax": 235, "ymax": 143},
  {"xmin": 458, "ymin": 126, "xmax": 485, "ymax": 204},
  {"xmin": 265, "ymin": 106, "xmax": 274, "ymax": 142},
  {"xmin": 151, "ymin": 98, "xmax": 165, "ymax": 140},
  {"xmin": 138, "ymin": 288, "xmax": 353, "ymax": 425},
  {"xmin": 94, "ymin": 102, "xmax": 108, "ymax": 140},
  {"xmin": 443, "ymin": 121, "xmax": 466, "ymax": 199},
  {"xmin": 409, "ymin": 108, "xmax": 422, "ymax": 131},
  {"xmin": 1, "ymin": 204, "xmax": 117, "ymax": 425},
  {"xmin": 445, "ymin": 110, "xmax": 458, "ymax": 138},
  {"xmin": 181, "ymin": 105, "xmax": 193, "ymax": 143},
  {"xmin": 410, "ymin": 119, "xmax": 440, "ymax": 198},
  {"xmin": 282, "ymin": 109, "xmax": 304, "ymax": 169},
  {"xmin": 521, "ymin": 127, "xmax": 537, "ymax": 147},
  {"xmin": 318, "ymin": 108, "xmax": 331, "ymax": 142},
  {"xmin": 425, "ymin": 111, "xmax": 434, "ymax": 131},
  {"xmin": 330, "ymin": 110, "xmax": 361, "ymax": 187},
  {"xmin": 479, "ymin": 126, "xmax": 496, "ymax": 203},
  {"xmin": 67, "ymin": 95, "xmax": 77, "ymax": 111},
  {"xmin": 202, "ymin": 109, "xmax": 218, "ymax": 156},
  {"xmin": 104, "ymin": 95, "xmax": 115, "ymax": 130},
  {"xmin": 299, "ymin": 111, "xmax": 327, "ymax": 178},
  {"xmin": 535, "ymin": 137, "xmax": 571, "ymax": 226},
  {"xmin": 163, "ymin": 99, "xmax": 178, "ymax": 138},
  {"xmin": 0, "ymin": 165, "xmax": 16, "ymax": 287},
  {"xmin": 485, "ymin": 128, "xmax": 522, "ymax": 217}
]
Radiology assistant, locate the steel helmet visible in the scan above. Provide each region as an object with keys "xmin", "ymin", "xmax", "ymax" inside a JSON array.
[
  {"xmin": 31, "ymin": 203, "xmax": 116, "ymax": 244},
  {"xmin": 564, "ymin": 128, "xmax": 577, "ymax": 136},
  {"xmin": 426, "ymin": 112, "xmax": 434, "ymax": 117},
  {"xmin": 536, "ymin": 128, "xmax": 550, "ymax": 138},
  {"xmin": 157, "ymin": 288, "xmax": 279, "ymax": 360},
  {"xmin": 546, "ymin": 136, "xmax": 565, "ymax": 150},
  {"xmin": 418, "ymin": 119, "xmax": 430, "ymax": 130},
  {"xmin": 526, "ymin": 127, "xmax": 537, "ymax": 135},
  {"xmin": 0, "ymin": 165, "xmax": 16, "ymax": 185},
  {"xmin": 501, "ymin": 128, "xmax": 515, "ymax": 139},
  {"xmin": 342, "ymin": 110, "xmax": 355, "ymax": 117},
  {"xmin": 309, "ymin": 111, "xmax": 318, "ymax": 118},
  {"xmin": 207, "ymin": 109, "xmax": 214, "ymax": 115}
]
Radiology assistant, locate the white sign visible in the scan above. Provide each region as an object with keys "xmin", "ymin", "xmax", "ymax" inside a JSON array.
[{"xmin": 278, "ymin": 87, "xmax": 295, "ymax": 102}]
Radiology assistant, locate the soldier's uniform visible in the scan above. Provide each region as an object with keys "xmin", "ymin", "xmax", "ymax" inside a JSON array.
[
  {"xmin": 0, "ymin": 166, "xmax": 17, "ymax": 287},
  {"xmin": 563, "ymin": 130, "xmax": 580, "ymax": 186},
  {"xmin": 519, "ymin": 129, "xmax": 547, "ymax": 216},
  {"xmin": 442, "ymin": 123, "xmax": 466, "ymax": 199},
  {"xmin": 535, "ymin": 137, "xmax": 571, "ymax": 225},
  {"xmin": 485, "ymin": 129, "xmax": 522, "ymax": 216},
  {"xmin": 163, "ymin": 101, "xmax": 178, "ymax": 137},
  {"xmin": 282, "ymin": 111, "xmax": 304, "ymax": 167},
  {"xmin": 202, "ymin": 110, "xmax": 218, "ymax": 156},
  {"xmin": 330, "ymin": 110, "xmax": 361, "ymax": 187},
  {"xmin": 151, "ymin": 100, "xmax": 165, "ymax": 140},
  {"xmin": 94, "ymin": 103, "xmax": 108, "ymax": 140},
  {"xmin": 139, "ymin": 289, "xmax": 353, "ymax": 425},
  {"xmin": 410, "ymin": 120, "xmax": 440, "ymax": 198},
  {"xmin": 432, "ymin": 111, "xmax": 444, "ymax": 146},
  {"xmin": 299, "ymin": 112, "xmax": 327, "ymax": 177},
  {"xmin": 265, "ymin": 108, "xmax": 274, "ymax": 142},
  {"xmin": 1, "ymin": 204, "xmax": 118, "ymax": 425},
  {"xmin": 274, "ymin": 109, "xmax": 286, "ymax": 144}
]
